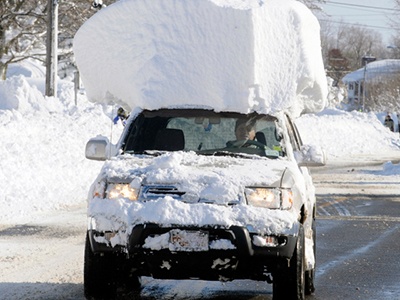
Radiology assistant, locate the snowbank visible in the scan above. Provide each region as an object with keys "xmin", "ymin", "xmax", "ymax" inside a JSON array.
[
  {"xmin": 296, "ymin": 108, "xmax": 400, "ymax": 160},
  {"xmin": 73, "ymin": 0, "xmax": 327, "ymax": 117},
  {"xmin": 0, "ymin": 75, "xmax": 122, "ymax": 225},
  {"xmin": 6, "ymin": 59, "xmax": 46, "ymax": 79}
]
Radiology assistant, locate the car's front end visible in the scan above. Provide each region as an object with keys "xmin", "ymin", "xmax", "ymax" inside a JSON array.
[
  {"xmin": 84, "ymin": 109, "xmax": 323, "ymax": 299},
  {"xmin": 87, "ymin": 152, "xmax": 304, "ymax": 278}
]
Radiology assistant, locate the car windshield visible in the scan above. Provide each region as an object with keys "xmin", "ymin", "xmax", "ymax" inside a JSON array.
[{"xmin": 122, "ymin": 109, "xmax": 283, "ymax": 158}]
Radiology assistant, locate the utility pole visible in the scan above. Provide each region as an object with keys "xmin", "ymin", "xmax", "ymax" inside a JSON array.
[
  {"xmin": 45, "ymin": 0, "xmax": 58, "ymax": 97},
  {"xmin": 361, "ymin": 55, "xmax": 376, "ymax": 112}
]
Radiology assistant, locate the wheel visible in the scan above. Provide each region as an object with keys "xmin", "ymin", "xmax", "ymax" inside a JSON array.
[
  {"xmin": 84, "ymin": 233, "xmax": 142, "ymax": 299},
  {"xmin": 305, "ymin": 219, "xmax": 316, "ymax": 295},
  {"xmin": 273, "ymin": 225, "xmax": 305, "ymax": 300},
  {"xmin": 120, "ymin": 272, "xmax": 142, "ymax": 296},
  {"xmin": 84, "ymin": 233, "xmax": 118, "ymax": 299}
]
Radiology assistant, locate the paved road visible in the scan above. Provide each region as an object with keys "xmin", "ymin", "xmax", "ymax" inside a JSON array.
[
  {"xmin": 312, "ymin": 195, "xmax": 400, "ymax": 300},
  {"xmin": 0, "ymin": 160, "xmax": 399, "ymax": 299},
  {"xmin": 135, "ymin": 194, "xmax": 400, "ymax": 300}
]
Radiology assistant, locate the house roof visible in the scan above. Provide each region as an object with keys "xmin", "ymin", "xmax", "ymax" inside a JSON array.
[{"xmin": 342, "ymin": 59, "xmax": 400, "ymax": 83}]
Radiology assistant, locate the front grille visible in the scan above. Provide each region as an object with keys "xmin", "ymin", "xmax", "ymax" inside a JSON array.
[{"xmin": 140, "ymin": 185, "xmax": 186, "ymax": 200}]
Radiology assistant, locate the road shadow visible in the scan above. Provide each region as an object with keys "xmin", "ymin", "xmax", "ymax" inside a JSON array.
[
  {"xmin": 0, "ymin": 282, "xmax": 85, "ymax": 300},
  {"xmin": 137, "ymin": 279, "xmax": 273, "ymax": 300},
  {"xmin": 0, "ymin": 280, "xmax": 273, "ymax": 300}
]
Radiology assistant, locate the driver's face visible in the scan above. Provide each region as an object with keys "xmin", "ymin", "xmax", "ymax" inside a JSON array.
[{"xmin": 235, "ymin": 123, "xmax": 256, "ymax": 140}]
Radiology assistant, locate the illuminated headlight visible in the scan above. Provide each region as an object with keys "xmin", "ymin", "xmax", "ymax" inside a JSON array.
[
  {"xmin": 244, "ymin": 187, "xmax": 293, "ymax": 209},
  {"xmin": 106, "ymin": 183, "xmax": 139, "ymax": 201}
]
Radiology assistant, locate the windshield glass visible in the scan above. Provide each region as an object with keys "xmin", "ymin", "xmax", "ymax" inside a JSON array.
[{"xmin": 122, "ymin": 110, "xmax": 283, "ymax": 158}]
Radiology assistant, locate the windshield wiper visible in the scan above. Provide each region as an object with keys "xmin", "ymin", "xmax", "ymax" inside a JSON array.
[
  {"xmin": 197, "ymin": 149, "xmax": 279, "ymax": 159},
  {"xmin": 123, "ymin": 150, "xmax": 163, "ymax": 156},
  {"xmin": 196, "ymin": 150, "xmax": 256, "ymax": 159}
]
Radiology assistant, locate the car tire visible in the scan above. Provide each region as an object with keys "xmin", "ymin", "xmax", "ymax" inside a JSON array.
[
  {"xmin": 305, "ymin": 218, "xmax": 316, "ymax": 295},
  {"xmin": 273, "ymin": 224, "xmax": 305, "ymax": 300},
  {"xmin": 84, "ymin": 233, "xmax": 118, "ymax": 299},
  {"xmin": 120, "ymin": 272, "xmax": 142, "ymax": 296}
]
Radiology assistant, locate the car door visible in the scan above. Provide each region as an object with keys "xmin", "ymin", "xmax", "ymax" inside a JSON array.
[{"xmin": 284, "ymin": 114, "xmax": 316, "ymax": 220}]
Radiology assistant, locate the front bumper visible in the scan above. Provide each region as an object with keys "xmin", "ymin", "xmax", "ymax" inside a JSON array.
[{"xmin": 88, "ymin": 222, "xmax": 299, "ymax": 281}]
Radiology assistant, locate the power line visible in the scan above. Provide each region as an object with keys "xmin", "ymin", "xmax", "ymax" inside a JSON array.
[
  {"xmin": 326, "ymin": 11, "xmax": 399, "ymax": 17},
  {"xmin": 319, "ymin": 19, "xmax": 398, "ymax": 31},
  {"xmin": 324, "ymin": 1, "xmax": 397, "ymax": 12}
]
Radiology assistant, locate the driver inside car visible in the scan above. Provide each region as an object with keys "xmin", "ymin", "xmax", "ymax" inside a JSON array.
[
  {"xmin": 226, "ymin": 118, "xmax": 261, "ymax": 148},
  {"xmin": 234, "ymin": 119, "xmax": 256, "ymax": 141}
]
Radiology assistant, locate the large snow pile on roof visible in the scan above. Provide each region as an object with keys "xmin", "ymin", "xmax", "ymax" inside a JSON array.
[{"xmin": 74, "ymin": 0, "xmax": 327, "ymax": 117}]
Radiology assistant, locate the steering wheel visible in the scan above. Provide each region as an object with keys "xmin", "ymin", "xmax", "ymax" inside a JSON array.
[{"xmin": 229, "ymin": 139, "xmax": 266, "ymax": 149}]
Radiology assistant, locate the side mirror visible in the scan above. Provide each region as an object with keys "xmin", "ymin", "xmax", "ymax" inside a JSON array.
[
  {"xmin": 294, "ymin": 144, "xmax": 326, "ymax": 167},
  {"xmin": 85, "ymin": 136, "xmax": 113, "ymax": 161}
]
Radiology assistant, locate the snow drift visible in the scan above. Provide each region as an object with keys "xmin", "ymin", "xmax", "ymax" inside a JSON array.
[{"xmin": 73, "ymin": 0, "xmax": 327, "ymax": 117}]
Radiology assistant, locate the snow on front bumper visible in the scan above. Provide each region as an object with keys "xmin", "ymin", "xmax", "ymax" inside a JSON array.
[
  {"xmin": 87, "ymin": 222, "xmax": 300, "ymax": 281},
  {"xmin": 130, "ymin": 223, "xmax": 299, "ymax": 256},
  {"xmin": 87, "ymin": 196, "xmax": 299, "ymax": 247},
  {"xmin": 88, "ymin": 219, "xmax": 300, "ymax": 258}
]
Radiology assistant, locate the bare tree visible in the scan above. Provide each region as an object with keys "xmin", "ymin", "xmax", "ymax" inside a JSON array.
[
  {"xmin": 57, "ymin": 1, "xmax": 116, "ymax": 78},
  {"xmin": 0, "ymin": 0, "xmax": 116, "ymax": 80},
  {"xmin": 338, "ymin": 25, "xmax": 383, "ymax": 69},
  {"xmin": 326, "ymin": 48, "xmax": 349, "ymax": 85},
  {"xmin": 297, "ymin": 0, "xmax": 325, "ymax": 11},
  {"xmin": 320, "ymin": 20, "xmax": 386, "ymax": 71},
  {"xmin": 365, "ymin": 73, "xmax": 400, "ymax": 112},
  {"xmin": 386, "ymin": 0, "xmax": 400, "ymax": 58},
  {"xmin": 0, "ymin": 1, "xmax": 47, "ymax": 80}
]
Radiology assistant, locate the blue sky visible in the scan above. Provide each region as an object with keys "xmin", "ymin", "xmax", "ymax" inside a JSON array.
[{"xmin": 316, "ymin": 0, "xmax": 397, "ymax": 44}]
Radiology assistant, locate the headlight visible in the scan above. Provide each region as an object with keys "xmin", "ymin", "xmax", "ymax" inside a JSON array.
[
  {"xmin": 245, "ymin": 187, "xmax": 293, "ymax": 209},
  {"xmin": 106, "ymin": 183, "xmax": 139, "ymax": 201}
]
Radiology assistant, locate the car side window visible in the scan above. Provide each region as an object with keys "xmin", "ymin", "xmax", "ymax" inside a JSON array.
[{"xmin": 284, "ymin": 115, "xmax": 301, "ymax": 151}]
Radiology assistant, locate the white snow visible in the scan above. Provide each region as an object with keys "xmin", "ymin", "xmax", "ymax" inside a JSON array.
[
  {"xmin": 1, "ymin": 1, "xmax": 400, "ymax": 297},
  {"xmin": 2, "ymin": 64, "xmax": 399, "ymax": 274},
  {"xmin": 342, "ymin": 59, "xmax": 400, "ymax": 83},
  {"xmin": 1, "ymin": 69, "xmax": 398, "ymax": 226},
  {"xmin": 73, "ymin": 0, "xmax": 327, "ymax": 117},
  {"xmin": 1, "ymin": 0, "xmax": 400, "ymax": 228},
  {"xmin": 296, "ymin": 108, "xmax": 400, "ymax": 160},
  {"xmin": 0, "ymin": 69, "xmax": 123, "ymax": 225}
]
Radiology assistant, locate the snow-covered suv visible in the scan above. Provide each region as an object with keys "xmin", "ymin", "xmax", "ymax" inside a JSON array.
[{"xmin": 84, "ymin": 108, "xmax": 325, "ymax": 300}]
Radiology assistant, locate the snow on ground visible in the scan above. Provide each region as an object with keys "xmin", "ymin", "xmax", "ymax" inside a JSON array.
[
  {"xmin": 1, "ymin": 0, "xmax": 400, "ymax": 226},
  {"xmin": 296, "ymin": 108, "xmax": 400, "ymax": 161},
  {"xmin": 1, "ymin": 68, "xmax": 399, "ymax": 225},
  {"xmin": 0, "ymin": 2, "xmax": 399, "ymax": 299},
  {"xmin": 0, "ymin": 68, "xmax": 123, "ymax": 225}
]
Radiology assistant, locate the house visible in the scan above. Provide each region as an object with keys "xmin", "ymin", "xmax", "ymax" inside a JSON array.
[{"xmin": 342, "ymin": 59, "xmax": 400, "ymax": 109}]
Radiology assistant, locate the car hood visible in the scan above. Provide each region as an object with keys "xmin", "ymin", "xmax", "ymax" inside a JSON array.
[
  {"xmin": 89, "ymin": 151, "xmax": 305, "ymax": 237},
  {"xmin": 97, "ymin": 151, "xmax": 300, "ymax": 204}
]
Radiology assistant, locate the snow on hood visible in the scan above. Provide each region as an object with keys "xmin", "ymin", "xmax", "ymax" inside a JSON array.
[
  {"xmin": 97, "ymin": 151, "xmax": 292, "ymax": 202},
  {"xmin": 88, "ymin": 152, "xmax": 302, "ymax": 238},
  {"xmin": 73, "ymin": 0, "xmax": 327, "ymax": 117}
]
